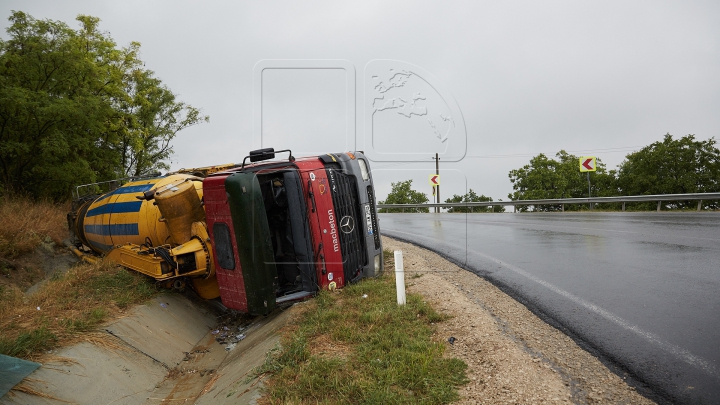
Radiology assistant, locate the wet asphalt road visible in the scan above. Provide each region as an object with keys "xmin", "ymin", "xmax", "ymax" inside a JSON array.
[{"xmin": 380, "ymin": 212, "xmax": 720, "ymax": 404}]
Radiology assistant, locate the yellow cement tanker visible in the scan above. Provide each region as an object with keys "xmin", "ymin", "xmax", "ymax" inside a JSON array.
[
  {"xmin": 67, "ymin": 149, "xmax": 384, "ymax": 316},
  {"xmin": 68, "ymin": 166, "xmax": 233, "ymax": 300}
]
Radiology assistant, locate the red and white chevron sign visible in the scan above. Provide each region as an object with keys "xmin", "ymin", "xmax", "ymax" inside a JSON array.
[{"xmin": 579, "ymin": 157, "xmax": 597, "ymax": 172}]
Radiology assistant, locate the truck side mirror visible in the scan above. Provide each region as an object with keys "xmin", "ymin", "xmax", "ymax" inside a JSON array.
[{"xmin": 250, "ymin": 148, "xmax": 276, "ymax": 162}]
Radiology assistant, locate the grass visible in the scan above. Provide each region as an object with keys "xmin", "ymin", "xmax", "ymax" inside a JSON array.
[
  {"xmin": 255, "ymin": 250, "xmax": 468, "ymax": 404},
  {"xmin": 0, "ymin": 196, "xmax": 68, "ymax": 259},
  {"xmin": 0, "ymin": 260, "xmax": 157, "ymax": 360},
  {"xmin": 0, "ymin": 195, "xmax": 157, "ymax": 360}
]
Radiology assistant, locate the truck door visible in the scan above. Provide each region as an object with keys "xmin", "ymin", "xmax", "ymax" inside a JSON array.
[
  {"xmin": 225, "ymin": 172, "xmax": 277, "ymax": 315},
  {"xmin": 282, "ymin": 170, "xmax": 317, "ymax": 293}
]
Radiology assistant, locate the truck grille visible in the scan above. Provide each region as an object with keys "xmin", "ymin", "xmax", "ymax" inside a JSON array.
[
  {"xmin": 325, "ymin": 166, "xmax": 367, "ymax": 282},
  {"xmin": 366, "ymin": 185, "xmax": 381, "ymax": 250}
]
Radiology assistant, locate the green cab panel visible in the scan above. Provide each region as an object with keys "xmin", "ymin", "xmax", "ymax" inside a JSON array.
[{"xmin": 225, "ymin": 172, "xmax": 277, "ymax": 315}]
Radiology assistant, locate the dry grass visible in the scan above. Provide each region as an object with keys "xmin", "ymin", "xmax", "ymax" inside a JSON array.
[
  {"xmin": 10, "ymin": 379, "xmax": 71, "ymax": 403},
  {"xmin": 0, "ymin": 259, "xmax": 156, "ymax": 361},
  {"xmin": 78, "ymin": 331, "xmax": 132, "ymax": 354},
  {"xmin": 0, "ymin": 196, "xmax": 68, "ymax": 260},
  {"xmin": 306, "ymin": 333, "xmax": 353, "ymax": 360},
  {"xmin": 38, "ymin": 355, "xmax": 79, "ymax": 365},
  {"xmin": 0, "ymin": 195, "xmax": 157, "ymax": 361}
]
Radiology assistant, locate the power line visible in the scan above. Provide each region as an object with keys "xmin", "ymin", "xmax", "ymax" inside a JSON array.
[
  {"xmin": 371, "ymin": 145, "xmax": 643, "ymax": 168},
  {"xmin": 466, "ymin": 145, "xmax": 645, "ymax": 159}
]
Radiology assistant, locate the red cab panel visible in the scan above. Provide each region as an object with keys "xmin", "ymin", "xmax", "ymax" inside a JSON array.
[
  {"xmin": 295, "ymin": 159, "xmax": 346, "ymax": 289},
  {"xmin": 203, "ymin": 173, "xmax": 248, "ymax": 312}
]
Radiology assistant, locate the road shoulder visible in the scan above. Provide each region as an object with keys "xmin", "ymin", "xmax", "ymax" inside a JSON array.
[{"xmin": 383, "ymin": 236, "xmax": 653, "ymax": 404}]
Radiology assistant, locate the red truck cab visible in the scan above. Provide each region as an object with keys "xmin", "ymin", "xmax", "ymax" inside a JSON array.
[{"xmin": 203, "ymin": 149, "xmax": 382, "ymax": 315}]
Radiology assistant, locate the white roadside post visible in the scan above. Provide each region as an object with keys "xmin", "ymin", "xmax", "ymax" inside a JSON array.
[{"xmin": 394, "ymin": 250, "xmax": 406, "ymax": 305}]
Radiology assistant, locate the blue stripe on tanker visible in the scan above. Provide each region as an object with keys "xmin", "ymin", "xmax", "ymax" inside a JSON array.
[
  {"xmin": 96, "ymin": 184, "xmax": 155, "ymax": 201},
  {"xmin": 86, "ymin": 201, "xmax": 143, "ymax": 217},
  {"xmin": 84, "ymin": 223, "xmax": 140, "ymax": 236}
]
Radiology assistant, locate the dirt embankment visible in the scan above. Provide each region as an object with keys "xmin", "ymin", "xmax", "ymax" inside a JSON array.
[
  {"xmin": 383, "ymin": 236, "xmax": 654, "ymax": 405},
  {"xmin": 0, "ymin": 196, "xmax": 70, "ymax": 295}
]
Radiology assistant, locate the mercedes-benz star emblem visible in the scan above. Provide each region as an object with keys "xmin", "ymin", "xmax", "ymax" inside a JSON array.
[{"xmin": 340, "ymin": 216, "xmax": 355, "ymax": 234}]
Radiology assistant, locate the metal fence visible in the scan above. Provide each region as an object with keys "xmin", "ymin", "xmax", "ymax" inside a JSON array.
[{"xmin": 377, "ymin": 192, "xmax": 720, "ymax": 212}]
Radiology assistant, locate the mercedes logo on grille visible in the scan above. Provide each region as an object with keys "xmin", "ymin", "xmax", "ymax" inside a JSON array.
[{"xmin": 340, "ymin": 216, "xmax": 355, "ymax": 234}]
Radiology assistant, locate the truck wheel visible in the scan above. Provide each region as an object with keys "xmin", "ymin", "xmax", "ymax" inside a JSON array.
[{"xmin": 173, "ymin": 279, "xmax": 186, "ymax": 291}]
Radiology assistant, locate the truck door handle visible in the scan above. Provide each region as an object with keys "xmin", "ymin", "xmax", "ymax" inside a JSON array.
[{"xmin": 307, "ymin": 180, "xmax": 317, "ymax": 213}]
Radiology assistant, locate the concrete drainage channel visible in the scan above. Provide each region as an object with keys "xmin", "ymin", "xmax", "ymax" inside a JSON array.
[{"xmin": 0, "ymin": 294, "xmax": 292, "ymax": 405}]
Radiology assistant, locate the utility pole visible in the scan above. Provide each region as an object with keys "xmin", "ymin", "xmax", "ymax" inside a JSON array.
[{"xmin": 433, "ymin": 153, "xmax": 440, "ymax": 213}]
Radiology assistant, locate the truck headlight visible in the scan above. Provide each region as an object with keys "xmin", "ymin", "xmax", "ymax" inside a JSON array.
[
  {"xmin": 358, "ymin": 159, "xmax": 370, "ymax": 181},
  {"xmin": 374, "ymin": 254, "xmax": 381, "ymax": 276}
]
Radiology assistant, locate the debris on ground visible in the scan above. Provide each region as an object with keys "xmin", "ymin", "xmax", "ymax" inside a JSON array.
[{"xmin": 210, "ymin": 313, "xmax": 254, "ymax": 348}]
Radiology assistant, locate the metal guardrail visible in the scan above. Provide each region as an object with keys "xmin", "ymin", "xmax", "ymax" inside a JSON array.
[
  {"xmin": 377, "ymin": 192, "xmax": 720, "ymax": 212},
  {"xmin": 73, "ymin": 176, "xmax": 151, "ymax": 200}
]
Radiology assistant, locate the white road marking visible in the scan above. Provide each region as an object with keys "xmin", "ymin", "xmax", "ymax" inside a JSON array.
[{"xmin": 467, "ymin": 248, "xmax": 718, "ymax": 378}]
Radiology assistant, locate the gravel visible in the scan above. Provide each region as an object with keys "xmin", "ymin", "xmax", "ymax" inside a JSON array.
[{"xmin": 383, "ymin": 236, "xmax": 654, "ymax": 405}]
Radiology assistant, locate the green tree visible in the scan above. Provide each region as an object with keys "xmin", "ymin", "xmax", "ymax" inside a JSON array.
[
  {"xmin": 0, "ymin": 12, "xmax": 122, "ymax": 199},
  {"xmin": 0, "ymin": 11, "xmax": 208, "ymax": 200},
  {"xmin": 117, "ymin": 63, "xmax": 208, "ymax": 177},
  {"xmin": 617, "ymin": 134, "xmax": 720, "ymax": 209},
  {"xmin": 378, "ymin": 180, "xmax": 429, "ymax": 213},
  {"xmin": 508, "ymin": 151, "xmax": 617, "ymax": 211},
  {"xmin": 445, "ymin": 189, "xmax": 505, "ymax": 213}
]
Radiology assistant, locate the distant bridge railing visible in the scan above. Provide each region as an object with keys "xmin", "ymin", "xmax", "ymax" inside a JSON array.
[{"xmin": 377, "ymin": 192, "xmax": 720, "ymax": 212}]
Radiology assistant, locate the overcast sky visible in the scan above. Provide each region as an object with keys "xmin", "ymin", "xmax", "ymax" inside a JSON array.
[{"xmin": 2, "ymin": 1, "xmax": 719, "ymax": 202}]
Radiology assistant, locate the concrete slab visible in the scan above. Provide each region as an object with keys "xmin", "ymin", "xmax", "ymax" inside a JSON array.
[
  {"xmin": 195, "ymin": 309, "xmax": 293, "ymax": 405},
  {"xmin": 0, "ymin": 294, "xmax": 217, "ymax": 405},
  {"xmin": 143, "ymin": 330, "xmax": 228, "ymax": 404},
  {"xmin": 0, "ymin": 295, "xmax": 294, "ymax": 405},
  {"xmin": 106, "ymin": 294, "xmax": 216, "ymax": 367},
  {"xmin": 0, "ymin": 341, "xmax": 166, "ymax": 405}
]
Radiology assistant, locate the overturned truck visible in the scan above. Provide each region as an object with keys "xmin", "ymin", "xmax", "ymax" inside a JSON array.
[{"xmin": 67, "ymin": 149, "xmax": 382, "ymax": 315}]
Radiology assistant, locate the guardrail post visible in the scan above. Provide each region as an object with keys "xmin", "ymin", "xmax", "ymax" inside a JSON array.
[
  {"xmin": 657, "ymin": 201, "xmax": 661, "ymax": 212},
  {"xmin": 561, "ymin": 204, "xmax": 564, "ymax": 212},
  {"xmin": 622, "ymin": 202, "xmax": 626, "ymax": 212},
  {"xmin": 698, "ymin": 200, "xmax": 702, "ymax": 212}
]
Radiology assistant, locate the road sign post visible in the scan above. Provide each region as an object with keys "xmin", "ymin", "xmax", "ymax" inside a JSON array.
[
  {"xmin": 432, "ymin": 153, "xmax": 440, "ymax": 213},
  {"xmin": 587, "ymin": 172, "xmax": 591, "ymax": 209},
  {"xmin": 580, "ymin": 157, "xmax": 597, "ymax": 210}
]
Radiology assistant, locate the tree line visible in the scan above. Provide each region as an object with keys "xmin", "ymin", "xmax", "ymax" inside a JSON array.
[
  {"xmin": 379, "ymin": 133, "xmax": 719, "ymax": 212},
  {"xmin": 0, "ymin": 11, "xmax": 207, "ymax": 200},
  {"xmin": 509, "ymin": 134, "xmax": 720, "ymax": 211},
  {"xmin": 378, "ymin": 180, "xmax": 504, "ymax": 213}
]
